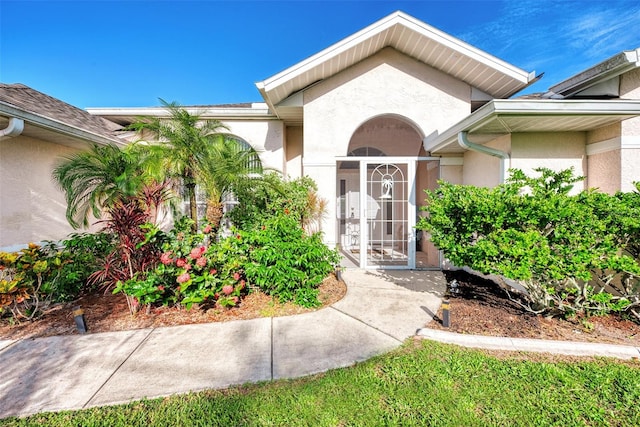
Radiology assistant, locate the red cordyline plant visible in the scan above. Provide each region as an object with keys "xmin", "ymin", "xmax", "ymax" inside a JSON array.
[{"xmin": 89, "ymin": 181, "xmax": 173, "ymax": 314}]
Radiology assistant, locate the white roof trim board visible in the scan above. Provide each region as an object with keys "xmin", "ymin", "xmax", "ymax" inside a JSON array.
[
  {"xmin": 256, "ymin": 11, "xmax": 535, "ymax": 113},
  {"xmin": 86, "ymin": 104, "xmax": 277, "ymax": 126},
  {"xmin": 547, "ymin": 48, "xmax": 640, "ymax": 98},
  {"xmin": 424, "ymin": 99, "xmax": 640, "ymax": 154}
]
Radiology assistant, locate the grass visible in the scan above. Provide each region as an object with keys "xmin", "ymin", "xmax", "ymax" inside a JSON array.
[{"xmin": 2, "ymin": 340, "xmax": 639, "ymax": 426}]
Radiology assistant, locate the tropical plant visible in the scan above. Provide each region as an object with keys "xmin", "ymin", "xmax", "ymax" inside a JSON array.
[
  {"xmin": 0, "ymin": 244, "xmax": 54, "ymax": 320},
  {"xmin": 240, "ymin": 212, "xmax": 340, "ymax": 307},
  {"xmin": 87, "ymin": 181, "xmax": 174, "ymax": 313},
  {"xmin": 112, "ymin": 217, "xmax": 248, "ymax": 313},
  {"xmin": 200, "ymin": 135, "xmax": 263, "ymax": 233},
  {"xmin": 228, "ymin": 172, "xmax": 327, "ymax": 234},
  {"xmin": 417, "ymin": 167, "xmax": 640, "ymax": 319},
  {"xmin": 127, "ymin": 99, "xmax": 233, "ymax": 230},
  {"xmin": 40, "ymin": 232, "xmax": 116, "ymax": 301},
  {"xmin": 52, "ymin": 143, "xmax": 149, "ymax": 228}
]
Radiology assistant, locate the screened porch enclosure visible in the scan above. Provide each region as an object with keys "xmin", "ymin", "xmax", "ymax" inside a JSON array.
[{"xmin": 336, "ymin": 157, "xmax": 440, "ymax": 269}]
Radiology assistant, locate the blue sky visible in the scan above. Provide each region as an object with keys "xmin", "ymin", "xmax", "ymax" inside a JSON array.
[{"xmin": 1, "ymin": 0, "xmax": 639, "ymax": 108}]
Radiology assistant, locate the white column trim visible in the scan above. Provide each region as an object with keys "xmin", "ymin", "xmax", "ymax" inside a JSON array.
[
  {"xmin": 586, "ymin": 137, "xmax": 620, "ymax": 155},
  {"xmin": 439, "ymin": 157, "xmax": 464, "ymax": 166},
  {"xmin": 621, "ymin": 135, "xmax": 640, "ymax": 149}
]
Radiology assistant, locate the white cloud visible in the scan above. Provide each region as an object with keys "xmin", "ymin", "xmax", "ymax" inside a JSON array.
[
  {"xmin": 453, "ymin": 0, "xmax": 640, "ymax": 93},
  {"xmin": 564, "ymin": 6, "xmax": 640, "ymax": 58}
]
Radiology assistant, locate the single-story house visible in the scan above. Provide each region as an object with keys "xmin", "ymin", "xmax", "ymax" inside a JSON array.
[
  {"xmin": 2, "ymin": 11, "xmax": 640, "ymax": 270},
  {"xmin": 0, "ymin": 83, "xmax": 125, "ymax": 251}
]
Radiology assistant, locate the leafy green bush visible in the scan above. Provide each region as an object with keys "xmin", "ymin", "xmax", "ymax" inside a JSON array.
[
  {"xmin": 227, "ymin": 172, "xmax": 326, "ymax": 233},
  {"xmin": 42, "ymin": 232, "xmax": 115, "ymax": 301},
  {"xmin": 0, "ymin": 233, "xmax": 114, "ymax": 321},
  {"xmin": 417, "ymin": 167, "xmax": 640, "ymax": 319},
  {"xmin": 240, "ymin": 213, "xmax": 340, "ymax": 307},
  {"xmin": 0, "ymin": 244, "xmax": 53, "ymax": 320}
]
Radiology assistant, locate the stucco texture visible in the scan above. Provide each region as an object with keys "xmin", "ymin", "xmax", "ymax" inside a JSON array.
[
  {"xmin": 302, "ymin": 47, "xmax": 471, "ymax": 244},
  {"xmin": 462, "ymin": 135, "xmax": 510, "ymax": 187},
  {"xmin": 588, "ymin": 149, "xmax": 621, "ymax": 194},
  {"xmin": 510, "ymin": 132, "xmax": 586, "ymax": 192},
  {"xmin": 222, "ymin": 120, "xmax": 284, "ymax": 173},
  {"xmin": 0, "ymin": 136, "xmax": 81, "ymax": 248}
]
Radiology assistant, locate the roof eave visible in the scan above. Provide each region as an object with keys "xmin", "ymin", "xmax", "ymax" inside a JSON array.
[
  {"xmin": 548, "ymin": 48, "xmax": 640, "ymax": 98},
  {"xmin": 424, "ymin": 99, "xmax": 640, "ymax": 153},
  {"xmin": 87, "ymin": 104, "xmax": 278, "ymax": 124},
  {"xmin": 256, "ymin": 11, "xmax": 534, "ymax": 107},
  {"xmin": 0, "ymin": 101, "xmax": 125, "ymax": 147}
]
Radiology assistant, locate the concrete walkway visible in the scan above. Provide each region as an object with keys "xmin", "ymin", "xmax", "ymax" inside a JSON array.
[
  {"xmin": 1, "ymin": 269, "xmax": 639, "ymax": 419},
  {"xmin": 0, "ymin": 269, "xmax": 445, "ymax": 419}
]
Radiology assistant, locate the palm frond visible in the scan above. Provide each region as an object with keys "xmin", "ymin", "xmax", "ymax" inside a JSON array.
[{"xmin": 52, "ymin": 144, "xmax": 147, "ymax": 228}]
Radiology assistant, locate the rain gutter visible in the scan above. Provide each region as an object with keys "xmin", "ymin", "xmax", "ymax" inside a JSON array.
[
  {"xmin": 0, "ymin": 117, "xmax": 24, "ymax": 140},
  {"xmin": 0, "ymin": 101, "xmax": 125, "ymax": 147},
  {"xmin": 457, "ymin": 131, "xmax": 510, "ymax": 183}
]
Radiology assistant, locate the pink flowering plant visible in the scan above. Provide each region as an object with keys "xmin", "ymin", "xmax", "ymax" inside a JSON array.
[{"xmin": 113, "ymin": 216, "xmax": 248, "ymax": 311}]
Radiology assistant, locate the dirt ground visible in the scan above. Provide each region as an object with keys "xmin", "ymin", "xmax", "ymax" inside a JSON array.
[
  {"xmin": 2, "ymin": 271, "xmax": 639, "ymax": 350},
  {"xmin": 0, "ymin": 275, "xmax": 346, "ymax": 341},
  {"xmin": 424, "ymin": 270, "xmax": 640, "ymax": 348}
]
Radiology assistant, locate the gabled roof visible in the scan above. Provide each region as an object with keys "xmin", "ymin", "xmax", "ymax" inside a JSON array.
[
  {"xmin": 256, "ymin": 10, "xmax": 536, "ymax": 121},
  {"xmin": 546, "ymin": 48, "xmax": 640, "ymax": 99},
  {"xmin": 0, "ymin": 83, "xmax": 124, "ymax": 147},
  {"xmin": 424, "ymin": 99, "xmax": 640, "ymax": 154}
]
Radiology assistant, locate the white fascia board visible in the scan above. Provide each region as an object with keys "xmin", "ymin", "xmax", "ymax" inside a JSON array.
[
  {"xmin": 549, "ymin": 48, "xmax": 640, "ymax": 97},
  {"xmin": 489, "ymin": 99, "xmax": 640, "ymax": 114},
  {"xmin": 87, "ymin": 105, "xmax": 277, "ymax": 121},
  {"xmin": 0, "ymin": 101, "xmax": 125, "ymax": 147},
  {"xmin": 397, "ymin": 13, "xmax": 533, "ymax": 83},
  {"xmin": 424, "ymin": 99, "xmax": 640, "ymax": 153},
  {"xmin": 256, "ymin": 11, "xmax": 533, "ymax": 99},
  {"xmin": 256, "ymin": 11, "xmax": 402, "ymax": 92}
]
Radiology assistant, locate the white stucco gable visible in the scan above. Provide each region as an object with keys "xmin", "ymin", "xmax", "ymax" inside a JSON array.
[{"xmin": 256, "ymin": 10, "xmax": 537, "ymax": 125}]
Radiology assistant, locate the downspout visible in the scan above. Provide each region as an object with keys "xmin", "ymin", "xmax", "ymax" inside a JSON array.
[
  {"xmin": 457, "ymin": 131, "xmax": 510, "ymax": 183},
  {"xmin": 0, "ymin": 117, "xmax": 25, "ymax": 140}
]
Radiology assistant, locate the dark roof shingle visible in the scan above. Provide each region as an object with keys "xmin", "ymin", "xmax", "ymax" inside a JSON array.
[{"xmin": 0, "ymin": 83, "xmax": 122, "ymax": 139}]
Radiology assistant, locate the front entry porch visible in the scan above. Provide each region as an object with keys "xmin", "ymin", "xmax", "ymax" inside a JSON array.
[{"xmin": 336, "ymin": 156, "xmax": 441, "ymax": 270}]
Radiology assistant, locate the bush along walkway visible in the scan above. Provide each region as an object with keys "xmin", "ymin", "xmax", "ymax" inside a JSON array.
[{"xmin": 0, "ymin": 269, "xmax": 444, "ymax": 419}]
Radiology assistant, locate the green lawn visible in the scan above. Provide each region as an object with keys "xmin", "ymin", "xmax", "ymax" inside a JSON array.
[{"xmin": 2, "ymin": 341, "xmax": 639, "ymax": 427}]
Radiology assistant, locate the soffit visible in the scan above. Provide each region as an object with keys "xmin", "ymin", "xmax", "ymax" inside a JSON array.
[
  {"xmin": 425, "ymin": 99, "xmax": 640, "ymax": 154},
  {"xmin": 256, "ymin": 11, "xmax": 534, "ymax": 115}
]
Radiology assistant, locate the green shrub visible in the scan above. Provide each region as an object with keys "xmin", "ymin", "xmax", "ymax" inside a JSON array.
[
  {"xmin": 418, "ymin": 167, "xmax": 640, "ymax": 319},
  {"xmin": 0, "ymin": 233, "xmax": 114, "ymax": 321},
  {"xmin": 240, "ymin": 213, "xmax": 340, "ymax": 307},
  {"xmin": 227, "ymin": 172, "xmax": 326, "ymax": 233},
  {"xmin": 42, "ymin": 232, "xmax": 115, "ymax": 301},
  {"xmin": 0, "ymin": 244, "xmax": 52, "ymax": 320}
]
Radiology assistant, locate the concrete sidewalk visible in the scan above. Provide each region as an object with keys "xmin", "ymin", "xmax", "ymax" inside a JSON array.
[
  {"xmin": 2, "ymin": 268, "xmax": 639, "ymax": 419},
  {"xmin": 0, "ymin": 269, "xmax": 445, "ymax": 419}
]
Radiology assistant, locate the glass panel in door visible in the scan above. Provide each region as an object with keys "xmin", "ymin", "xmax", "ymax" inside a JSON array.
[{"xmin": 365, "ymin": 163, "xmax": 409, "ymax": 267}]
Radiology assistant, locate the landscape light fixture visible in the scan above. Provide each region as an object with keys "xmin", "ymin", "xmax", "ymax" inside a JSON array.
[{"xmin": 73, "ymin": 306, "xmax": 88, "ymax": 334}]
